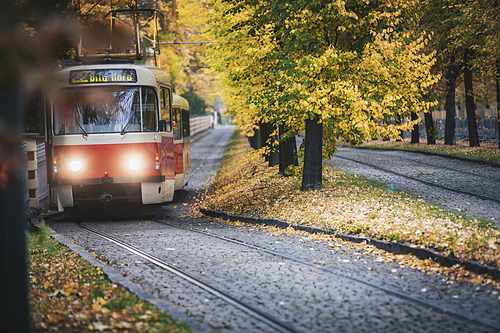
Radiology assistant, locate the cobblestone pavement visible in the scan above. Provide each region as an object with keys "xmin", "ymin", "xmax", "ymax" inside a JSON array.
[
  {"xmin": 45, "ymin": 130, "xmax": 500, "ymax": 332},
  {"xmin": 328, "ymin": 147, "xmax": 500, "ymax": 224}
]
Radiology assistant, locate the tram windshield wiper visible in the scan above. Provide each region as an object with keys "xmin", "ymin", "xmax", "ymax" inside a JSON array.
[
  {"xmin": 121, "ymin": 112, "xmax": 138, "ymax": 135},
  {"xmin": 72, "ymin": 116, "xmax": 88, "ymax": 139},
  {"xmin": 77, "ymin": 123, "xmax": 88, "ymax": 138}
]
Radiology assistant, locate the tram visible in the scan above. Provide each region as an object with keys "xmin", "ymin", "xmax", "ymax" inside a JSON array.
[{"xmin": 46, "ymin": 63, "xmax": 190, "ymax": 213}]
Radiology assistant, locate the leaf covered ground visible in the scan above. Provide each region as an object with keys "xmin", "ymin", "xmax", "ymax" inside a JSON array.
[
  {"xmin": 194, "ymin": 132, "xmax": 500, "ymax": 288},
  {"xmin": 28, "ymin": 223, "xmax": 192, "ymax": 333}
]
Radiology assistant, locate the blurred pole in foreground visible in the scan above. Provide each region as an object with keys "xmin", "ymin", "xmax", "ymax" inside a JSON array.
[{"xmin": 0, "ymin": 0, "xmax": 30, "ymax": 332}]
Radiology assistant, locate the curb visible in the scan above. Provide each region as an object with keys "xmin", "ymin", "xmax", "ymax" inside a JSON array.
[
  {"xmin": 200, "ymin": 208, "xmax": 500, "ymax": 280},
  {"xmin": 343, "ymin": 145, "xmax": 500, "ymax": 168},
  {"xmin": 30, "ymin": 214, "xmax": 208, "ymax": 333}
]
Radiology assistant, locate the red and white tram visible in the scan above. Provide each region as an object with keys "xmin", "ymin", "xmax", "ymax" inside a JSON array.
[{"xmin": 46, "ymin": 63, "xmax": 190, "ymax": 214}]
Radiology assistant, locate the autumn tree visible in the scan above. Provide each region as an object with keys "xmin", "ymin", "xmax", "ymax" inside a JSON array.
[
  {"xmin": 457, "ymin": 0, "xmax": 500, "ymax": 148},
  {"xmin": 207, "ymin": 0, "xmax": 439, "ymax": 190},
  {"xmin": 172, "ymin": 0, "xmax": 217, "ymax": 107},
  {"xmin": 424, "ymin": 0, "xmax": 500, "ymax": 147},
  {"xmin": 421, "ymin": 0, "xmax": 462, "ymax": 146}
]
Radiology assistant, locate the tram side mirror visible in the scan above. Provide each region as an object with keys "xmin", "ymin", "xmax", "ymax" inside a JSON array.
[{"xmin": 159, "ymin": 120, "xmax": 167, "ymax": 132}]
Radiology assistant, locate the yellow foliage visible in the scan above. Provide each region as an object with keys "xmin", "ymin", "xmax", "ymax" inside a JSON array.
[{"xmin": 205, "ymin": 0, "xmax": 439, "ymax": 157}]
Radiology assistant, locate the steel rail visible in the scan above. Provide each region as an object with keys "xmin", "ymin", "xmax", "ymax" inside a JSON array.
[
  {"xmin": 75, "ymin": 222, "xmax": 298, "ymax": 333},
  {"xmin": 157, "ymin": 221, "xmax": 500, "ymax": 331},
  {"xmin": 329, "ymin": 155, "xmax": 500, "ymax": 205}
]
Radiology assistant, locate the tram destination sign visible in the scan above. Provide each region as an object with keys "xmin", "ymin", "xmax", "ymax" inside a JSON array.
[{"xmin": 69, "ymin": 69, "xmax": 137, "ymax": 84}]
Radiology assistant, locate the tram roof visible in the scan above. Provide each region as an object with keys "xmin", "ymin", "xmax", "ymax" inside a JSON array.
[
  {"xmin": 173, "ymin": 94, "xmax": 189, "ymax": 109},
  {"xmin": 54, "ymin": 63, "xmax": 171, "ymax": 87}
]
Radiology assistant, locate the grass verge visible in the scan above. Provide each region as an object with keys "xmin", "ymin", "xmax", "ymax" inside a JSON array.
[{"xmin": 29, "ymin": 222, "xmax": 192, "ymax": 333}]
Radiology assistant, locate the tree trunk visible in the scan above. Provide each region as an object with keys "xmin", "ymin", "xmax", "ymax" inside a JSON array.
[
  {"xmin": 464, "ymin": 48, "xmax": 480, "ymax": 147},
  {"xmin": 395, "ymin": 116, "xmax": 403, "ymax": 141},
  {"xmin": 269, "ymin": 123, "xmax": 280, "ymax": 167},
  {"xmin": 259, "ymin": 122, "xmax": 270, "ymax": 161},
  {"xmin": 279, "ymin": 124, "xmax": 298, "ymax": 174},
  {"xmin": 301, "ymin": 115, "xmax": 322, "ymax": 191},
  {"xmin": 253, "ymin": 125, "xmax": 261, "ymax": 149},
  {"xmin": 424, "ymin": 111, "xmax": 436, "ymax": 145},
  {"xmin": 410, "ymin": 112, "xmax": 420, "ymax": 143},
  {"xmin": 496, "ymin": 59, "xmax": 500, "ymax": 149},
  {"xmin": 445, "ymin": 62, "xmax": 459, "ymax": 145}
]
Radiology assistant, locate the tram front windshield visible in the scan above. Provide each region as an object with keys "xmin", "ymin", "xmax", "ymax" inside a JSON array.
[{"xmin": 53, "ymin": 86, "xmax": 158, "ymax": 135}]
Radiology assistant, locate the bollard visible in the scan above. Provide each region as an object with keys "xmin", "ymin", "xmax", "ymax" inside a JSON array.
[{"xmin": 26, "ymin": 137, "xmax": 39, "ymax": 207}]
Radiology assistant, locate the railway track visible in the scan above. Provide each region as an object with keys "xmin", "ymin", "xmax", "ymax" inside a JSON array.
[
  {"xmin": 74, "ymin": 219, "xmax": 500, "ymax": 332},
  {"xmin": 329, "ymin": 154, "xmax": 500, "ymax": 205},
  {"xmin": 361, "ymin": 149, "xmax": 500, "ymax": 182},
  {"xmin": 75, "ymin": 222, "xmax": 298, "ymax": 333},
  {"xmin": 155, "ymin": 220, "xmax": 500, "ymax": 331},
  {"xmin": 324, "ymin": 147, "xmax": 500, "ymax": 222}
]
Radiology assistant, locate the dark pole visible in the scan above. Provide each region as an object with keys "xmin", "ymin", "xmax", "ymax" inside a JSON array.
[
  {"xmin": 496, "ymin": 59, "xmax": 500, "ymax": 149},
  {"xmin": 0, "ymin": 1, "xmax": 30, "ymax": 332}
]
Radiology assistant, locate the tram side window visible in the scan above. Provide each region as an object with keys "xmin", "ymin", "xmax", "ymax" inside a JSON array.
[
  {"xmin": 160, "ymin": 87, "xmax": 171, "ymax": 132},
  {"xmin": 173, "ymin": 107, "xmax": 181, "ymax": 140},
  {"xmin": 182, "ymin": 109, "xmax": 190, "ymax": 137},
  {"xmin": 142, "ymin": 87, "xmax": 158, "ymax": 132}
]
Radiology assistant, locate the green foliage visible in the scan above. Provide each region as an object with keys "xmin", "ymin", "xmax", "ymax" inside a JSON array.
[
  {"xmin": 35, "ymin": 220, "xmax": 57, "ymax": 254},
  {"xmin": 181, "ymin": 90, "xmax": 207, "ymax": 115}
]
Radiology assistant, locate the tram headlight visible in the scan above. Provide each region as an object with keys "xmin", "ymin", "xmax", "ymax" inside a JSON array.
[
  {"xmin": 155, "ymin": 153, "xmax": 160, "ymax": 170},
  {"xmin": 129, "ymin": 158, "xmax": 140, "ymax": 170},
  {"xmin": 70, "ymin": 160, "xmax": 82, "ymax": 172},
  {"xmin": 53, "ymin": 157, "xmax": 59, "ymax": 174}
]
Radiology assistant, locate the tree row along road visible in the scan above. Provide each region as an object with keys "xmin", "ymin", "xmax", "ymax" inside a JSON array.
[
  {"xmin": 327, "ymin": 147, "xmax": 500, "ymax": 225},
  {"xmin": 44, "ymin": 128, "xmax": 500, "ymax": 332}
]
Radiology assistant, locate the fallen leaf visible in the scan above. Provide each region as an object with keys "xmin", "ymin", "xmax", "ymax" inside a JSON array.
[{"xmin": 92, "ymin": 304, "xmax": 102, "ymax": 312}]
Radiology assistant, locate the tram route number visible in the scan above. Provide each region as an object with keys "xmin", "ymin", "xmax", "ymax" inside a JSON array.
[{"xmin": 69, "ymin": 69, "xmax": 137, "ymax": 84}]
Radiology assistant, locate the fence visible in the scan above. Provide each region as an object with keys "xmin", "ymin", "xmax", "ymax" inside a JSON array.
[
  {"xmin": 414, "ymin": 117, "xmax": 499, "ymax": 143},
  {"xmin": 190, "ymin": 113, "xmax": 215, "ymax": 136}
]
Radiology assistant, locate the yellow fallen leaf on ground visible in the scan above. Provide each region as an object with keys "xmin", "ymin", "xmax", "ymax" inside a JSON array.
[{"xmin": 92, "ymin": 304, "xmax": 102, "ymax": 312}]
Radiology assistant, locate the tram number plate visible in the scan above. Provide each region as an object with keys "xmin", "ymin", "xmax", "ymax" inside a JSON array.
[{"xmin": 69, "ymin": 69, "xmax": 137, "ymax": 84}]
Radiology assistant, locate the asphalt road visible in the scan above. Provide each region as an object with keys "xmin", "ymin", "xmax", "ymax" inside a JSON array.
[{"xmin": 43, "ymin": 129, "xmax": 500, "ymax": 332}]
